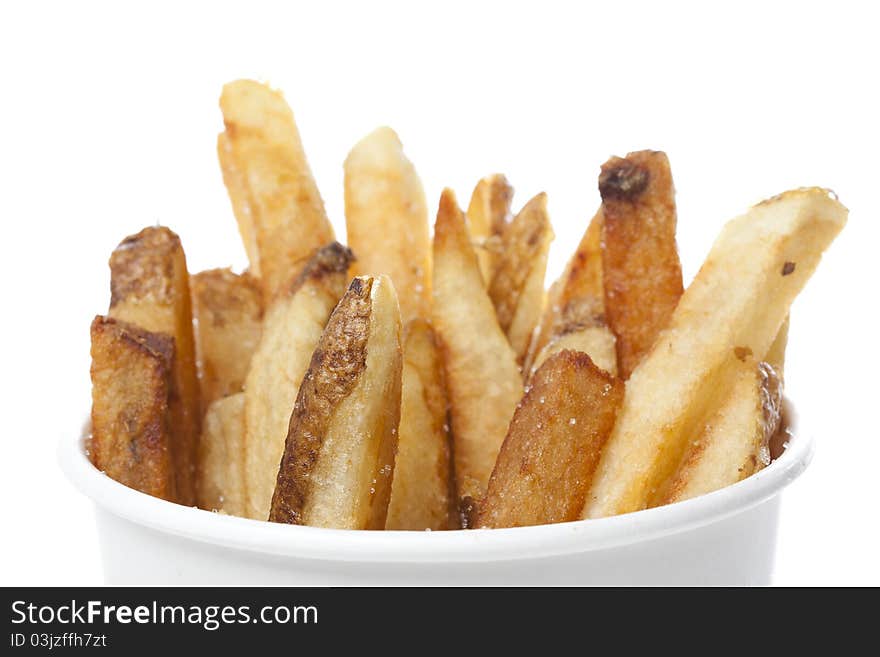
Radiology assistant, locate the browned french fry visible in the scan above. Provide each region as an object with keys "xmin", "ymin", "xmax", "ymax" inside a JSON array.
[
  {"xmin": 218, "ymin": 79, "xmax": 335, "ymax": 301},
  {"xmin": 191, "ymin": 269, "xmax": 263, "ymax": 409},
  {"xmin": 344, "ymin": 127, "xmax": 429, "ymax": 323},
  {"xmin": 432, "ymin": 189, "xmax": 523, "ymax": 503},
  {"xmin": 599, "ymin": 151, "xmax": 684, "ymax": 379},
  {"xmin": 244, "ymin": 242, "xmax": 353, "ymax": 520},
  {"xmin": 488, "ymin": 192, "xmax": 554, "ymax": 364},
  {"xmin": 466, "ymin": 174, "xmax": 513, "ymax": 284},
  {"xmin": 475, "ymin": 351, "xmax": 624, "ymax": 528},
  {"xmin": 108, "ymin": 226, "xmax": 200, "ymax": 506},
  {"xmin": 385, "ymin": 320, "xmax": 455, "ymax": 531},
  {"xmin": 270, "ymin": 275, "xmax": 403, "ymax": 529},
  {"xmin": 198, "ymin": 393, "xmax": 246, "ymax": 516},
  {"xmin": 89, "ymin": 316, "xmax": 174, "ymax": 501},
  {"xmin": 584, "ymin": 188, "xmax": 847, "ymax": 519}
]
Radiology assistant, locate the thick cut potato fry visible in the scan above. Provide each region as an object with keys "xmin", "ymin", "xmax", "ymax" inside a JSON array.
[
  {"xmin": 660, "ymin": 321, "xmax": 789, "ymax": 504},
  {"xmin": 344, "ymin": 127, "xmax": 429, "ymax": 323},
  {"xmin": 89, "ymin": 316, "xmax": 174, "ymax": 501},
  {"xmin": 432, "ymin": 189, "xmax": 523, "ymax": 503},
  {"xmin": 529, "ymin": 326, "xmax": 617, "ymax": 379},
  {"xmin": 218, "ymin": 79, "xmax": 335, "ymax": 301},
  {"xmin": 466, "ymin": 174, "xmax": 513, "ymax": 284},
  {"xmin": 488, "ymin": 193, "xmax": 554, "ymax": 364},
  {"xmin": 198, "ymin": 393, "xmax": 246, "ymax": 516},
  {"xmin": 108, "ymin": 226, "xmax": 200, "ymax": 506},
  {"xmin": 600, "ymin": 151, "xmax": 683, "ymax": 379},
  {"xmin": 386, "ymin": 320, "xmax": 455, "ymax": 531},
  {"xmin": 191, "ymin": 269, "xmax": 263, "ymax": 409},
  {"xmin": 525, "ymin": 209, "xmax": 617, "ymax": 377},
  {"xmin": 270, "ymin": 276, "xmax": 403, "ymax": 529},
  {"xmin": 583, "ymin": 188, "xmax": 847, "ymax": 519},
  {"xmin": 244, "ymin": 242, "xmax": 353, "ymax": 520},
  {"xmin": 475, "ymin": 351, "xmax": 624, "ymax": 528}
]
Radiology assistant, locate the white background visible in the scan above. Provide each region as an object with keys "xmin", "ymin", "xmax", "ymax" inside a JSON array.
[{"xmin": 1, "ymin": 1, "xmax": 877, "ymax": 585}]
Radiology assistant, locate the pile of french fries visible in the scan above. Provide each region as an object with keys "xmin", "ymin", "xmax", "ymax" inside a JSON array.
[{"xmin": 88, "ymin": 79, "xmax": 848, "ymax": 530}]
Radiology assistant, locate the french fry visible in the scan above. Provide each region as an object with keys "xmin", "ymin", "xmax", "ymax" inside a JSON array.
[
  {"xmin": 466, "ymin": 174, "xmax": 513, "ymax": 284},
  {"xmin": 583, "ymin": 188, "xmax": 847, "ymax": 519},
  {"xmin": 525, "ymin": 209, "xmax": 616, "ymax": 376},
  {"xmin": 218, "ymin": 79, "xmax": 335, "ymax": 301},
  {"xmin": 599, "ymin": 151, "xmax": 683, "ymax": 379},
  {"xmin": 108, "ymin": 226, "xmax": 200, "ymax": 506},
  {"xmin": 659, "ymin": 321, "xmax": 789, "ymax": 504},
  {"xmin": 89, "ymin": 316, "xmax": 174, "ymax": 501},
  {"xmin": 270, "ymin": 275, "xmax": 403, "ymax": 529},
  {"xmin": 475, "ymin": 351, "xmax": 624, "ymax": 528},
  {"xmin": 529, "ymin": 326, "xmax": 617, "ymax": 378},
  {"xmin": 344, "ymin": 127, "xmax": 430, "ymax": 323},
  {"xmin": 431, "ymin": 189, "xmax": 523, "ymax": 503},
  {"xmin": 244, "ymin": 242, "xmax": 353, "ymax": 520},
  {"xmin": 198, "ymin": 393, "xmax": 246, "ymax": 516},
  {"xmin": 385, "ymin": 320, "xmax": 455, "ymax": 531},
  {"xmin": 191, "ymin": 269, "xmax": 263, "ymax": 409},
  {"xmin": 488, "ymin": 192, "xmax": 554, "ymax": 364}
]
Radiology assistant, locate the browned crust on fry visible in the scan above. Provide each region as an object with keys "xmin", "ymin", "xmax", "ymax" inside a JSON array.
[
  {"xmin": 600, "ymin": 150, "xmax": 683, "ymax": 379},
  {"xmin": 89, "ymin": 316, "xmax": 175, "ymax": 501},
  {"xmin": 269, "ymin": 277, "xmax": 373, "ymax": 524},
  {"xmin": 108, "ymin": 225, "xmax": 200, "ymax": 505},
  {"xmin": 467, "ymin": 174, "xmax": 514, "ymax": 283},
  {"xmin": 475, "ymin": 350, "xmax": 624, "ymax": 528},
  {"xmin": 287, "ymin": 241, "xmax": 355, "ymax": 296}
]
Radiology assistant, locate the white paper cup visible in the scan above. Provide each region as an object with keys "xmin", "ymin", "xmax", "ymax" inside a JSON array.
[{"xmin": 60, "ymin": 402, "xmax": 810, "ymax": 585}]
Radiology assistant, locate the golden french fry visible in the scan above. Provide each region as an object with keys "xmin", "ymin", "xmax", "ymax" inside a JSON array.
[
  {"xmin": 584, "ymin": 188, "xmax": 847, "ymax": 519},
  {"xmin": 599, "ymin": 151, "xmax": 683, "ymax": 379},
  {"xmin": 660, "ymin": 320, "xmax": 790, "ymax": 504},
  {"xmin": 344, "ymin": 127, "xmax": 430, "ymax": 323},
  {"xmin": 89, "ymin": 316, "xmax": 174, "ymax": 501},
  {"xmin": 198, "ymin": 393, "xmax": 246, "ymax": 516},
  {"xmin": 466, "ymin": 174, "xmax": 513, "ymax": 284},
  {"xmin": 488, "ymin": 192, "xmax": 554, "ymax": 364},
  {"xmin": 244, "ymin": 242, "xmax": 353, "ymax": 520},
  {"xmin": 191, "ymin": 269, "xmax": 263, "ymax": 409},
  {"xmin": 218, "ymin": 79, "xmax": 335, "ymax": 301},
  {"xmin": 524, "ymin": 209, "xmax": 617, "ymax": 377},
  {"xmin": 475, "ymin": 351, "xmax": 624, "ymax": 528},
  {"xmin": 270, "ymin": 275, "xmax": 403, "ymax": 529},
  {"xmin": 431, "ymin": 189, "xmax": 523, "ymax": 503},
  {"xmin": 385, "ymin": 320, "xmax": 455, "ymax": 531},
  {"xmin": 529, "ymin": 326, "xmax": 617, "ymax": 379},
  {"xmin": 108, "ymin": 226, "xmax": 200, "ymax": 506}
]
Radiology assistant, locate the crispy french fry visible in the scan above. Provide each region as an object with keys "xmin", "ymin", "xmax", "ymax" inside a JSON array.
[
  {"xmin": 89, "ymin": 316, "xmax": 174, "ymax": 501},
  {"xmin": 108, "ymin": 226, "xmax": 200, "ymax": 506},
  {"xmin": 475, "ymin": 351, "xmax": 624, "ymax": 528},
  {"xmin": 385, "ymin": 320, "xmax": 455, "ymax": 531},
  {"xmin": 431, "ymin": 189, "xmax": 523, "ymax": 503},
  {"xmin": 466, "ymin": 174, "xmax": 513, "ymax": 284},
  {"xmin": 270, "ymin": 275, "xmax": 403, "ymax": 529},
  {"xmin": 599, "ymin": 151, "xmax": 683, "ymax": 379},
  {"xmin": 244, "ymin": 242, "xmax": 353, "ymax": 520},
  {"xmin": 660, "ymin": 320, "xmax": 789, "ymax": 504},
  {"xmin": 218, "ymin": 79, "xmax": 335, "ymax": 301},
  {"xmin": 488, "ymin": 192, "xmax": 554, "ymax": 364},
  {"xmin": 529, "ymin": 326, "xmax": 617, "ymax": 378},
  {"xmin": 198, "ymin": 393, "xmax": 246, "ymax": 516},
  {"xmin": 191, "ymin": 269, "xmax": 263, "ymax": 409},
  {"xmin": 583, "ymin": 188, "xmax": 847, "ymax": 518},
  {"xmin": 344, "ymin": 127, "xmax": 429, "ymax": 323}
]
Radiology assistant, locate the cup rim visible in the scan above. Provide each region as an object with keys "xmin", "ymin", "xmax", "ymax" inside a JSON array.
[{"xmin": 59, "ymin": 400, "xmax": 811, "ymax": 563}]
